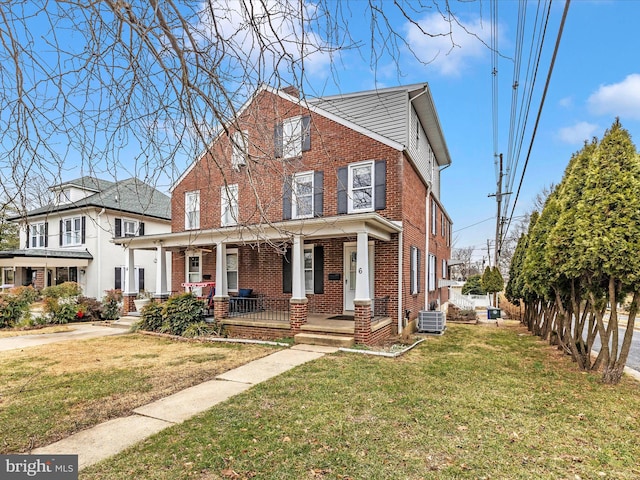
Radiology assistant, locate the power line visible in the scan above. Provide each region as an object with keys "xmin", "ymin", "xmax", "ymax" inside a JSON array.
[{"xmin": 503, "ymin": 0, "xmax": 571, "ymax": 248}]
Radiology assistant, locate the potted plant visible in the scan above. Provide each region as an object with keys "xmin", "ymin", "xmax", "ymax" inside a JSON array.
[{"xmin": 133, "ymin": 290, "xmax": 153, "ymax": 312}]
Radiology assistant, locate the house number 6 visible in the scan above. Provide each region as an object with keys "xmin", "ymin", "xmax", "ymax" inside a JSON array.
[{"xmin": 358, "ymin": 268, "xmax": 363, "ymax": 274}]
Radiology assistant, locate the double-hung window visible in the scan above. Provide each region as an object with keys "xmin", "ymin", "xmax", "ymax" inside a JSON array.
[
  {"xmin": 232, "ymin": 130, "xmax": 248, "ymax": 169},
  {"xmin": 293, "ymin": 172, "xmax": 314, "ymax": 219},
  {"xmin": 275, "ymin": 115, "xmax": 311, "ymax": 159},
  {"xmin": 226, "ymin": 249, "xmax": 238, "ymax": 292},
  {"xmin": 185, "ymin": 191, "xmax": 200, "ymax": 230},
  {"xmin": 442, "ymin": 259, "xmax": 448, "ymax": 279},
  {"xmin": 304, "ymin": 247, "xmax": 314, "ymax": 293},
  {"xmin": 62, "ymin": 217, "xmax": 82, "ymax": 246},
  {"xmin": 348, "ymin": 161, "xmax": 374, "ymax": 213},
  {"xmin": 30, "ymin": 222, "xmax": 46, "ymax": 248},
  {"xmin": 431, "ymin": 200, "xmax": 437, "ymax": 235},
  {"xmin": 428, "ymin": 254, "xmax": 437, "ymax": 292},
  {"xmin": 221, "ymin": 184, "xmax": 239, "ymax": 226},
  {"xmin": 410, "ymin": 246, "xmax": 421, "ymax": 295},
  {"xmin": 124, "ymin": 220, "xmax": 137, "ymax": 237}
]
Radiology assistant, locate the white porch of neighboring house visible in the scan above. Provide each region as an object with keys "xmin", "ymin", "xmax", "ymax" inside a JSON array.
[
  {"xmin": 0, "ymin": 249, "xmax": 93, "ymax": 292},
  {"xmin": 116, "ymin": 213, "xmax": 402, "ymax": 345}
]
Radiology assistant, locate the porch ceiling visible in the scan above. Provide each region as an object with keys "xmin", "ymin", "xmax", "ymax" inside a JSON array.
[{"xmin": 115, "ymin": 213, "xmax": 402, "ymax": 250}]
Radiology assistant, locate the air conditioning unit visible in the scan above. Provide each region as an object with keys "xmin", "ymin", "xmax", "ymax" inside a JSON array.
[{"xmin": 417, "ymin": 310, "xmax": 446, "ymax": 334}]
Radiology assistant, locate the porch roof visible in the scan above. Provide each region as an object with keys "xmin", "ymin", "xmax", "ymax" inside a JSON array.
[
  {"xmin": 114, "ymin": 213, "xmax": 402, "ymax": 251},
  {"xmin": 0, "ymin": 249, "xmax": 93, "ymax": 268}
]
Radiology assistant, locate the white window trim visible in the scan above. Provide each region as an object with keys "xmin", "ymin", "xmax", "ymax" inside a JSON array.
[
  {"xmin": 31, "ymin": 222, "xmax": 45, "ymax": 248},
  {"xmin": 428, "ymin": 254, "xmax": 436, "ymax": 292},
  {"xmin": 123, "ymin": 219, "xmax": 138, "ymax": 237},
  {"xmin": 185, "ymin": 191, "xmax": 200, "ymax": 230},
  {"xmin": 293, "ymin": 171, "xmax": 314, "ymax": 219},
  {"xmin": 442, "ymin": 259, "xmax": 448, "ymax": 279},
  {"xmin": 304, "ymin": 245, "xmax": 314, "ymax": 293},
  {"xmin": 232, "ymin": 130, "xmax": 248, "ymax": 170},
  {"xmin": 62, "ymin": 216, "xmax": 82, "ymax": 246},
  {"xmin": 410, "ymin": 246, "xmax": 420, "ymax": 295},
  {"xmin": 226, "ymin": 248, "xmax": 239, "ymax": 293},
  {"xmin": 348, "ymin": 160, "xmax": 374, "ymax": 214},
  {"xmin": 282, "ymin": 115, "xmax": 303, "ymax": 159},
  {"xmin": 431, "ymin": 200, "xmax": 437, "ymax": 235},
  {"xmin": 221, "ymin": 184, "xmax": 239, "ymax": 227}
]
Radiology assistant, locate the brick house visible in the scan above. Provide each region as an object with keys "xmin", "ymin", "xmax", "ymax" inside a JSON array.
[
  {"xmin": 119, "ymin": 83, "xmax": 452, "ymax": 345},
  {"xmin": 0, "ymin": 177, "xmax": 172, "ymax": 300}
]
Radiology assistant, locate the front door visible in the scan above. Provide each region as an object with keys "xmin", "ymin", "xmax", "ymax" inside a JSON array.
[{"xmin": 343, "ymin": 243, "xmax": 375, "ymax": 312}]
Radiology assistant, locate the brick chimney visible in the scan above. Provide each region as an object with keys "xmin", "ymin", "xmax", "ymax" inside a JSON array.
[{"xmin": 281, "ymin": 86, "xmax": 300, "ymax": 98}]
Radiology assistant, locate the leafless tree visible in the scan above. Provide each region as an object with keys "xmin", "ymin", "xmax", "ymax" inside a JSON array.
[{"xmin": 0, "ymin": 0, "xmax": 484, "ymax": 220}]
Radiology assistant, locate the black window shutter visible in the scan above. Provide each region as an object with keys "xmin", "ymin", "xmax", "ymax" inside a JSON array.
[
  {"xmin": 115, "ymin": 218, "xmax": 122, "ymax": 237},
  {"xmin": 301, "ymin": 115, "xmax": 311, "ymax": 152},
  {"xmin": 81, "ymin": 216, "xmax": 86, "ymax": 244},
  {"xmin": 59, "ymin": 219, "xmax": 63, "ymax": 246},
  {"xmin": 26, "ymin": 225, "xmax": 30, "ymax": 248},
  {"xmin": 139, "ymin": 268, "xmax": 145, "ymax": 291},
  {"xmin": 374, "ymin": 160, "xmax": 387, "ymax": 210},
  {"xmin": 337, "ymin": 167, "xmax": 348, "ymax": 214},
  {"xmin": 115, "ymin": 267, "xmax": 122, "ymax": 290},
  {"xmin": 274, "ymin": 122, "xmax": 283, "ymax": 158},
  {"xmin": 282, "ymin": 247, "xmax": 292, "ymax": 294},
  {"xmin": 313, "ymin": 245, "xmax": 324, "ymax": 294},
  {"xmin": 138, "ymin": 222, "xmax": 145, "ymax": 236},
  {"xmin": 314, "ymin": 171, "xmax": 323, "ymax": 217},
  {"xmin": 44, "ymin": 222, "xmax": 48, "ymax": 247},
  {"xmin": 283, "ymin": 176, "xmax": 292, "ymax": 220}
]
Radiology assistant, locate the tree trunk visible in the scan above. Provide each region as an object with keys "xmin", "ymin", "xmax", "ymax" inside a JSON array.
[{"xmin": 602, "ymin": 291, "xmax": 638, "ymax": 384}]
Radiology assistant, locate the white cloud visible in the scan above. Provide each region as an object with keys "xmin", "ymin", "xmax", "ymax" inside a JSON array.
[
  {"xmin": 587, "ymin": 74, "xmax": 640, "ymax": 119},
  {"xmin": 194, "ymin": 0, "xmax": 333, "ymax": 81},
  {"xmin": 404, "ymin": 13, "xmax": 493, "ymax": 77},
  {"xmin": 558, "ymin": 96, "xmax": 573, "ymax": 108},
  {"xmin": 557, "ymin": 121, "xmax": 599, "ymax": 144}
]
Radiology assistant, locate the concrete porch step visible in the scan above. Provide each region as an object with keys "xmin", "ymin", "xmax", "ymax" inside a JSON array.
[
  {"xmin": 294, "ymin": 333, "xmax": 355, "ymax": 348},
  {"xmin": 96, "ymin": 316, "xmax": 140, "ymax": 329}
]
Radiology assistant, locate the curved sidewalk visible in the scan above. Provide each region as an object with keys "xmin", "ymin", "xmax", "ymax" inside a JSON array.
[
  {"xmin": 0, "ymin": 323, "xmax": 124, "ymax": 352},
  {"xmin": 32, "ymin": 344, "xmax": 338, "ymax": 470}
]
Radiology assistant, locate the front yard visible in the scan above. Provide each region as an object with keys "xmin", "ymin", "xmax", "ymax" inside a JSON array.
[
  {"xmin": 0, "ymin": 334, "xmax": 279, "ymax": 453},
  {"xmin": 79, "ymin": 323, "xmax": 640, "ymax": 480}
]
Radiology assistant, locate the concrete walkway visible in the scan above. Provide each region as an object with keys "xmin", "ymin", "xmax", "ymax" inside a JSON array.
[
  {"xmin": 0, "ymin": 323, "xmax": 125, "ymax": 352},
  {"xmin": 32, "ymin": 343, "xmax": 338, "ymax": 470}
]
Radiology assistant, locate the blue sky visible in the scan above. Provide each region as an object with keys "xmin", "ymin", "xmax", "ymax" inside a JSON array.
[
  {"xmin": 7, "ymin": 0, "xmax": 639, "ymax": 265},
  {"xmin": 297, "ymin": 0, "xmax": 640, "ymax": 261}
]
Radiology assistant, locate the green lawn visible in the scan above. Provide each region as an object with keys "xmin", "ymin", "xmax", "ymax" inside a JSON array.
[
  {"xmin": 81, "ymin": 324, "xmax": 640, "ymax": 479},
  {"xmin": 0, "ymin": 334, "xmax": 278, "ymax": 453}
]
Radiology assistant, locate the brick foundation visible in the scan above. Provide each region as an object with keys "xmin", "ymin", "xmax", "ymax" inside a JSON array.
[
  {"xmin": 289, "ymin": 298, "xmax": 308, "ymax": 334},
  {"xmin": 223, "ymin": 324, "xmax": 291, "ymax": 340}
]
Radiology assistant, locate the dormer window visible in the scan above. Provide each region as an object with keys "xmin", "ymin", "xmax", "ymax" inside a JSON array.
[{"xmin": 57, "ymin": 188, "xmax": 71, "ymax": 204}]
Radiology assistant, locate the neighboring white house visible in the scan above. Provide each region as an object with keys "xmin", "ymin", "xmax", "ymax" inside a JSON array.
[{"xmin": 0, "ymin": 176, "xmax": 171, "ymax": 299}]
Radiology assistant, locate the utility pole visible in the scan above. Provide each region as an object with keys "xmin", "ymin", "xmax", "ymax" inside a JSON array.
[{"xmin": 488, "ymin": 153, "xmax": 511, "ymax": 268}]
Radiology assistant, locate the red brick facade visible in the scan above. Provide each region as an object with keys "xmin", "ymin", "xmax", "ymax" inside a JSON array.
[{"xmin": 167, "ymin": 87, "xmax": 452, "ymax": 343}]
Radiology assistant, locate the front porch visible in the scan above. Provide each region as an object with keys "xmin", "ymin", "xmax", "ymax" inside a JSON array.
[{"xmin": 217, "ymin": 310, "xmax": 394, "ymax": 347}]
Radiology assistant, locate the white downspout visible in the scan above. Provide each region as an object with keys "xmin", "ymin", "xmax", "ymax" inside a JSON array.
[
  {"xmin": 425, "ymin": 183, "xmax": 432, "ymax": 311},
  {"xmin": 397, "ymin": 229, "xmax": 403, "ymax": 335}
]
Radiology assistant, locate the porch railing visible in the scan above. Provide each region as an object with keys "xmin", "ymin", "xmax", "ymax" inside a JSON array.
[{"xmin": 227, "ymin": 296, "xmax": 290, "ymax": 322}]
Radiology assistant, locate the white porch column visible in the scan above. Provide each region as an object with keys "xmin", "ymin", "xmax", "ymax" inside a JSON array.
[
  {"xmin": 354, "ymin": 231, "xmax": 370, "ymax": 302},
  {"xmin": 155, "ymin": 244, "xmax": 168, "ymax": 296},
  {"xmin": 215, "ymin": 242, "xmax": 228, "ymax": 296},
  {"xmin": 124, "ymin": 247, "xmax": 136, "ymax": 295},
  {"xmin": 291, "ymin": 235, "xmax": 306, "ymax": 300}
]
